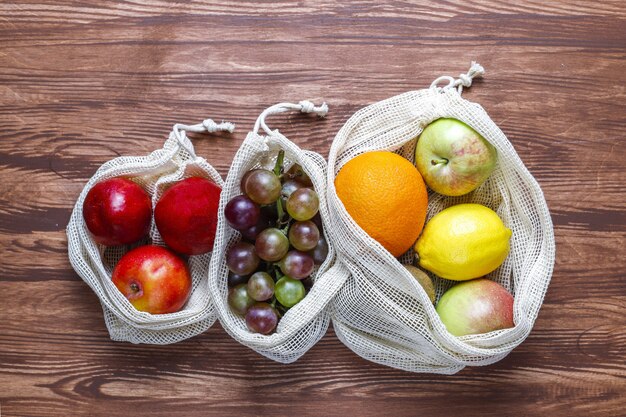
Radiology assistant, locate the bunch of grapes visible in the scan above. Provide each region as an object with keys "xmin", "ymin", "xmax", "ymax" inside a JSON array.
[{"xmin": 224, "ymin": 151, "xmax": 329, "ymax": 334}]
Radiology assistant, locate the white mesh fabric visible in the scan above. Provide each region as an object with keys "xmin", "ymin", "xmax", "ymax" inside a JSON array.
[
  {"xmin": 326, "ymin": 70, "xmax": 556, "ymax": 374},
  {"xmin": 208, "ymin": 102, "xmax": 350, "ymax": 363},
  {"xmin": 67, "ymin": 120, "xmax": 232, "ymax": 344}
]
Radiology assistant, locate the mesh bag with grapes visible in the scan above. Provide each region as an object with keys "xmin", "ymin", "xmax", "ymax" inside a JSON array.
[
  {"xmin": 326, "ymin": 64, "xmax": 556, "ymax": 374},
  {"xmin": 208, "ymin": 101, "xmax": 350, "ymax": 363},
  {"xmin": 67, "ymin": 119, "xmax": 234, "ymax": 344}
]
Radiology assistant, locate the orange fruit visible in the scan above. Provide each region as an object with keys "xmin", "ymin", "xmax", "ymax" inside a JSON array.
[{"xmin": 335, "ymin": 151, "xmax": 428, "ymax": 257}]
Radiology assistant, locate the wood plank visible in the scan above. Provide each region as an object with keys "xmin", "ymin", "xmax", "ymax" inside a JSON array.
[{"xmin": 0, "ymin": 283, "xmax": 624, "ymax": 416}]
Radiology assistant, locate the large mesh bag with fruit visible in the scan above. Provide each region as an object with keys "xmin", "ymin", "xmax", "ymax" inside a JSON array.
[
  {"xmin": 326, "ymin": 63, "xmax": 556, "ymax": 374},
  {"xmin": 208, "ymin": 101, "xmax": 349, "ymax": 362},
  {"xmin": 67, "ymin": 119, "xmax": 234, "ymax": 344}
]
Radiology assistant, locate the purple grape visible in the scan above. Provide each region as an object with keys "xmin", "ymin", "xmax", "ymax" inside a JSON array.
[
  {"xmin": 228, "ymin": 272, "xmax": 249, "ymax": 287},
  {"xmin": 244, "ymin": 169, "xmax": 281, "ymax": 205},
  {"xmin": 245, "ymin": 303, "xmax": 278, "ymax": 334},
  {"xmin": 226, "ymin": 242, "xmax": 260, "ymax": 275},
  {"xmin": 228, "ymin": 284, "xmax": 254, "ymax": 315},
  {"xmin": 255, "ymin": 228, "xmax": 289, "ymax": 262},
  {"xmin": 281, "ymin": 179, "xmax": 304, "ymax": 203},
  {"xmin": 288, "ymin": 220, "xmax": 320, "ymax": 251},
  {"xmin": 260, "ymin": 204, "xmax": 279, "ymax": 221},
  {"xmin": 240, "ymin": 210, "xmax": 272, "ymax": 241},
  {"xmin": 309, "ymin": 236, "xmax": 329, "ymax": 265},
  {"xmin": 240, "ymin": 169, "xmax": 261, "ymax": 191},
  {"xmin": 301, "ymin": 277, "xmax": 314, "ymax": 292},
  {"xmin": 285, "ymin": 164, "xmax": 313, "ymax": 186},
  {"xmin": 311, "ymin": 212, "xmax": 323, "ymax": 231},
  {"xmin": 225, "ymin": 195, "xmax": 260, "ymax": 230},
  {"xmin": 279, "ymin": 250, "xmax": 315, "ymax": 280},
  {"xmin": 286, "ymin": 188, "xmax": 319, "ymax": 221},
  {"xmin": 241, "ymin": 222, "xmax": 266, "ymax": 241},
  {"xmin": 246, "ymin": 272, "xmax": 275, "ymax": 301}
]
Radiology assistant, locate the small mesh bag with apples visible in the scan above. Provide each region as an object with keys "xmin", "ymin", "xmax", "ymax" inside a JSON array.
[
  {"xmin": 208, "ymin": 101, "xmax": 350, "ymax": 363},
  {"xmin": 67, "ymin": 118, "xmax": 234, "ymax": 344},
  {"xmin": 326, "ymin": 63, "xmax": 556, "ymax": 374}
]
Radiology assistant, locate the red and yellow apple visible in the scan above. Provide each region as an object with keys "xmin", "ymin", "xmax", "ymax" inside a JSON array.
[
  {"xmin": 82, "ymin": 177, "xmax": 152, "ymax": 246},
  {"xmin": 436, "ymin": 278, "xmax": 514, "ymax": 336},
  {"xmin": 415, "ymin": 118, "xmax": 497, "ymax": 196},
  {"xmin": 112, "ymin": 245, "xmax": 191, "ymax": 314},
  {"xmin": 155, "ymin": 177, "xmax": 221, "ymax": 255}
]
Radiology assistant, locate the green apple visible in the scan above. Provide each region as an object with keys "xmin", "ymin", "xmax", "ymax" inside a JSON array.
[
  {"xmin": 436, "ymin": 278, "xmax": 514, "ymax": 337},
  {"xmin": 415, "ymin": 118, "xmax": 497, "ymax": 196}
]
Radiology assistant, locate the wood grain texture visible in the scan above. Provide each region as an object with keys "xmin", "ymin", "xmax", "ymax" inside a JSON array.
[{"xmin": 1, "ymin": 1, "xmax": 625, "ymax": 416}]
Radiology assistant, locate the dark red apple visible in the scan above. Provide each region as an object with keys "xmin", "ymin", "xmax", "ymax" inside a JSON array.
[
  {"xmin": 82, "ymin": 177, "xmax": 152, "ymax": 246},
  {"xmin": 155, "ymin": 177, "xmax": 221, "ymax": 255},
  {"xmin": 112, "ymin": 245, "xmax": 191, "ymax": 314}
]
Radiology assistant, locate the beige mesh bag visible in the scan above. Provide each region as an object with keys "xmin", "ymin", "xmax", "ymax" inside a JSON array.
[
  {"xmin": 67, "ymin": 118, "xmax": 235, "ymax": 344},
  {"xmin": 208, "ymin": 101, "xmax": 350, "ymax": 362},
  {"xmin": 326, "ymin": 63, "xmax": 556, "ymax": 374}
]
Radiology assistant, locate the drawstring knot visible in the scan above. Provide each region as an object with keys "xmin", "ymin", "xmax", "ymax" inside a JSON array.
[{"xmin": 430, "ymin": 61, "xmax": 485, "ymax": 94}]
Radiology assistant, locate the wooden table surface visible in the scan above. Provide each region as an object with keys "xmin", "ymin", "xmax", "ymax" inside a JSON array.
[{"xmin": 1, "ymin": 1, "xmax": 625, "ymax": 416}]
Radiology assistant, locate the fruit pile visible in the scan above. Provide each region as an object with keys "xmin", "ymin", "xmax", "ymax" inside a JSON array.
[
  {"xmin": 82, "ymin": 117, "xmax": 514, "ymax": 339},
  {"xmin": 335, "ymin": 118, "xmax": 515, "ymax": 337},
  {"xmin": 224, "ymin": 151, "xmax": 328, "ymax": 334},
  {"xmin": 82, "ymin": 176, "xmax": 222, "ymax": 315}
]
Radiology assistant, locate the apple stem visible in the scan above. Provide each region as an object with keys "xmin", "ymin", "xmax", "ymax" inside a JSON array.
[
  {"xmin": 431, "ymin": 158, "xmax": 448, "ymax": 166},
  {"xmin": 130, "ymin": 282, "xmax": 140, "ymax": 293}
]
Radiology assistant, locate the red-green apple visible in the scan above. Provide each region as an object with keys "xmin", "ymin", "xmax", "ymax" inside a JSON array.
[
  {"xmin": 436, "ymin": 278, "xmax": 514, "ymax": 336},
  {"xmin": 155, "ymin": 177, "xmax": 221, "ymax": 255},
  {"xmin": 416, "ymin": 118, "xmax": 497, "ymax": 196},
  {"xmin": 112, "ymin": 245, "xmax": 191, "ymax": 314},
  {"xmin": 82, "ymin": 177, "xmax": 151, "ymax": 246}
]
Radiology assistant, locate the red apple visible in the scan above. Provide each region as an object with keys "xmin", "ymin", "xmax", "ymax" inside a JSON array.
[
  {"xmin": 154, "ymin": 177, "xmax": 221, "ymax": 255},
  {"xmin": 82, "ymin": 177, "xmax": 152, "ymax": 246},
  {"xmin": 436, "ymin": 278, "xmax": 514, "ymax": 337},
  {"xmin": 112, "ymin": 245, "xmax": 191, "ymax": 314}
]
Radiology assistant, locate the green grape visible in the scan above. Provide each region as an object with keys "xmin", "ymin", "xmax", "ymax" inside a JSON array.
[{"xmin": 275, "ymin": 276, "xmax": 306, "ymax": 308}]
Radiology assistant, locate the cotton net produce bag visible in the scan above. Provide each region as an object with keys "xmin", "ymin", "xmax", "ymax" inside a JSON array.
[
  {"xmin": 326, "ymin": 63, "xmax": 556, "ymax": 374},
  {"xmin": 67, "ymin": 118, "xmax": 235, "ymax": 344},
  {"xmin": 209, "ymin": 101, "xmax": 350, "ymax": 362}
]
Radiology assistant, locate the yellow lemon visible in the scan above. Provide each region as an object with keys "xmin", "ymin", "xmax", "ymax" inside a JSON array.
[{"xmin": 415, "ymin": 204, "xmax": 511, "ymax": 281}]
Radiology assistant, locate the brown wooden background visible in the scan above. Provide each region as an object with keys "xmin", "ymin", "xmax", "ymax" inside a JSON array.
[{"xmin": 1, "ymin": 1, "xmax": 625, "ymax": 416}]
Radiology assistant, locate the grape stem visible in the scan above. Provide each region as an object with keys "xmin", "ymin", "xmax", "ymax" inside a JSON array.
[
  {"xmin": 273, "ymin": 150, "xmax": 285, "ymax": 176},
  {"xmin": 274, "ymin": 269, "xmax": 285, "ymax": 281},
  {"xmin": 273, "ymin": 150, "xmax": 287, "ymax": 226},
  {"xmin": 280, "ymin": 219, "xmax": 292, "ymax": 235},
  {"xmin": 276, "ymin": 198, "xmax": 285, "ymax": 227}
]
